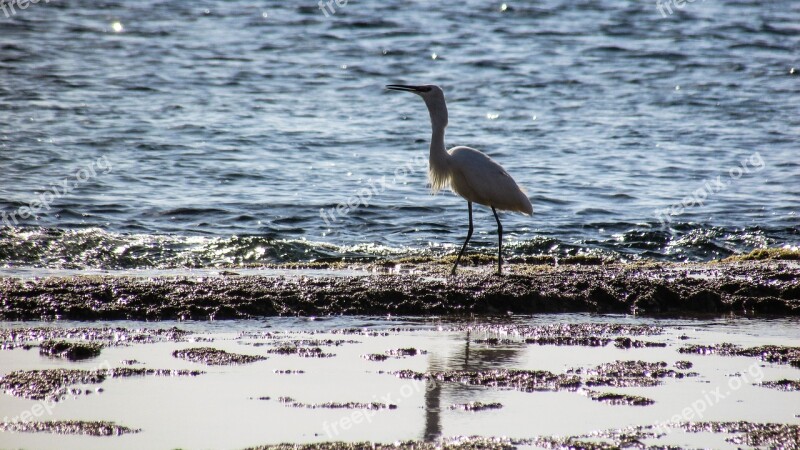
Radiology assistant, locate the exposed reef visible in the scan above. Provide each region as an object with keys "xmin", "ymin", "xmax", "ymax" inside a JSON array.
[
  {"xmin": 247, "ymin": 438, "xmax": 518, "ymax": 450},
  {"xmin": 681, "ymin": 421, "xmax": 800, "ymax": 447},
  {"xmin": 757, "ymin": 379, "xmax": 800, "ymax": 391},
  {"xmin": 679, "ymin": 343, "xmax": 800, "ymax": 368},
  {"xmin": 571, "ymin": 360, "xmax": 698, "ymax": 389},
  {"xmin": 449, "ymin": 402, "xmax": 504, "ymax": 411},
  {"xmin": 0, "ymin": 368, "xmax": 204, "ymax": 400},
  {"xmin": 39, "ymin": 340, "xmax": 102, "ymax": 360},
  {"xmin": 0, "ymin": 420, "xmax": 140, "ymax": 436},
  {"xmin": 274, "ymin": 398, "xmax": 397, "ymax": 410},
  {"xmin": 172, "ymin": 347, "xmax": 267, "ymax": 365},
  {"xmin": 393, "ymin": 369, "xmax": 582, "ymax": 392},
  {"xmin": 0, "ymin": 326, "xmax": 189, "ymax": 349},
  {"xmin": 364, "ymin": 347, "xmax": 425, "ymax": 361},
  {"xmin": 584, "ymin": 390, "xmax": 655, "ymax": 406},
  {"xmin": 265, "ymin": 346, "xmax": 334, "ymax": 358},
  {"xmin": 243, "ymin": 421, "xmax": 800, "ymax": 449},
  {"xmin": 0, "ymin": 260, "xmax": 797, "ymax": 320}
]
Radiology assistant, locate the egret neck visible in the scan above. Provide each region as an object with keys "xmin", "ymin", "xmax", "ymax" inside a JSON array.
[{"xmin": 422, "ymin": 94, "xmax": 450, "ymax": 192}]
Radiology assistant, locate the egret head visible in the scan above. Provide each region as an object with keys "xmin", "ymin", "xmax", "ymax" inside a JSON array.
[
  {"xmin": 386, "ymin": 84, "xmax": 442, "ymax": 97},
  {"xmin": 386, "ymin": 84, "xmax": 448, "ymax": 128}
]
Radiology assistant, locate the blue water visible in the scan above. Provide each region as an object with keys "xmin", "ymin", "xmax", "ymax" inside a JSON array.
[{"xmin": 0, "ymin": 0, "xmax": 798, "ymax": 269}]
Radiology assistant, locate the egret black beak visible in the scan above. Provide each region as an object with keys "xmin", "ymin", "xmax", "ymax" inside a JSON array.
[{"xmin": 386, "ymin": 84, "xmax": 428, "ymax": 93}]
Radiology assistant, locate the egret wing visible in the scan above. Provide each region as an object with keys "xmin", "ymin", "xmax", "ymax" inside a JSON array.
[{"xmin": 447, "ymin": 146, "xmax": 532, "ymax": 214}]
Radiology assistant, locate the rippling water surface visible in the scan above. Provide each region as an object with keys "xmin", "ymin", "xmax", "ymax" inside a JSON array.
[{"xmin": 1, "ymin": 0, "xmax": 798, "ymax": 269}]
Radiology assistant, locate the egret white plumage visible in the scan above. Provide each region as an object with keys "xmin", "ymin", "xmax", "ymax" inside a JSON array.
[{"xmin": 386, "ymin": 84, "xmax": 533, "ymax": 275}]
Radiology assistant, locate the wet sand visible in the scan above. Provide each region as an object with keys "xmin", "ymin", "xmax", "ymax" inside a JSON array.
[{"xmin": 0, "ymin": 260, "xmax": 798, "ymax": 321}]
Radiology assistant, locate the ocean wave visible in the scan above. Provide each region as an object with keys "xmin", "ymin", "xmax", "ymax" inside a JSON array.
[{"xmin": 0, "ymin": 225, "xmax": 794, "ymax": 270}]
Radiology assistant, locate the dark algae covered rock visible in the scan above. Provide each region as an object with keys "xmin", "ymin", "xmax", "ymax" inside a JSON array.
[
  {"xmin": 0, "ymin": 260, "xmax": 797, "ymax": 320},
  {"xmin": 0, "ymin": 420, "xmax": 140, "ymax": 436},
  {"xmin": 679, "ymin": 343, "xmax": 800, "ymax": 368},
  {"xmin": 172, "ymin": 347, "xmax": 268, "ymax": 365},
  {"xmin": 39, "ymin": 340, "xmax": 102, "ymax": 360},
  {"xmin": 0, "ymin": 368, "xmax": 203, "ymax": 400}
]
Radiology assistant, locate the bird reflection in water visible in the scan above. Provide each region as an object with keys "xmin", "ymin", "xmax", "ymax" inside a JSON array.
[{"xmin": 422, "ymin": 330, "xmax": 524, "ymax": 441}]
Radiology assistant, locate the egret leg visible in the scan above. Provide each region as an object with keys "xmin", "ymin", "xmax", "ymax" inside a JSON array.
[
  {"xmin": 451, "ymin": 202, "xmax": 473, "ymax": 275},
  {"xmin": 492, "ymin": 207, "xmax": 503, "ymax": 275}
]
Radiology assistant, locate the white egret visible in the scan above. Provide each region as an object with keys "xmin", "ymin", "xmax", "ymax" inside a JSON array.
[{"xmin": 386, "ymin": 84, "xmax": 533, "ymax": 275}]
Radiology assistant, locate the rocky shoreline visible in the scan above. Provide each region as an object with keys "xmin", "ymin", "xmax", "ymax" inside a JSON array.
[{"xmin": 0, "ymin": 260, "xmax": 797, "ymax": 321}]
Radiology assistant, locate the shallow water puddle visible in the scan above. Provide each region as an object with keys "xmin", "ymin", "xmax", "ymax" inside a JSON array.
[{"xmin": 0, "ymin": 315, "xmax": 798, "ymax": 449}]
